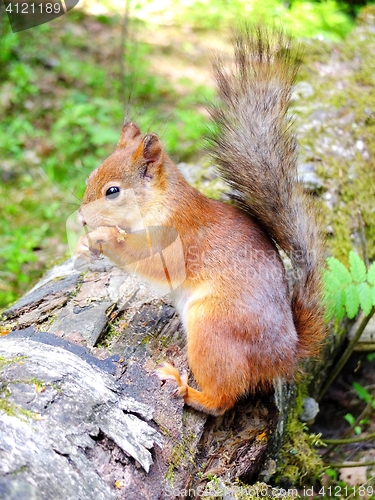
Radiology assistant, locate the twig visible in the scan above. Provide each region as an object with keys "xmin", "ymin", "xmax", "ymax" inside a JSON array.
[
  {"xmin": 324, "ymin": 460, "xmax": 375, "ymax": 468},
  {"xmin": 323, "ymin": 432, "xmax": 375, "ymax": 445},
  {"xmin": 318, "ymin": 307, "xmax": 375, "ymax": 401},
  {"xmin": 119, "ymin": 0, "xmax": 131, "ymax": 110},
  {"xmin": 0, "ymin": 2, "xmax": 3, "ymax": 43},
  {"xmin": 343, "ymin": 475, "xmax": 374, "ymax": 500},
  {"xmin": 322, "ymin": 385, "xmax": 375, "ymax": 457}
]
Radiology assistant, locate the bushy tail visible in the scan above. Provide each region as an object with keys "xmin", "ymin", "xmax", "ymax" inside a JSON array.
[{"xmin": 208, "ymin": 25, "xmax": 325, "ymax": 357}]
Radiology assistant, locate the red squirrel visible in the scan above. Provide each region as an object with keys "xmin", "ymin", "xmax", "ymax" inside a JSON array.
[{"xmin": 76, "ymin": 26, "xmax": 325, "ymax": 416}]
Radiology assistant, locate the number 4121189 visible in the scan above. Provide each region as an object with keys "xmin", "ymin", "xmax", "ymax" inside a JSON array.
[{"xmin": 6, "ymin": 3, "xmax": 62, "ymax": 14}]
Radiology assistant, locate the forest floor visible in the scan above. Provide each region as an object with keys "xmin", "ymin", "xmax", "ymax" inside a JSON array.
[{"xmin": 312, "ymin": 353, "xmax": 375, "ymax": 496}]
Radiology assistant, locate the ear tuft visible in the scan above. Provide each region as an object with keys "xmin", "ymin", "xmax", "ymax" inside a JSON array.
[
  {"xmin": 117, "ymin": 122, "xmax": 142, "ymax": 149},
  {"xmin": 143, "ymin": 134, "xmax": 163, "ymax": 164}
]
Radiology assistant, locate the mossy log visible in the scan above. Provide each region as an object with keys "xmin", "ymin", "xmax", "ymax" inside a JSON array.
[{"xmin": 0, "ymin": 257, "xmax": 314, "ymax": 499}]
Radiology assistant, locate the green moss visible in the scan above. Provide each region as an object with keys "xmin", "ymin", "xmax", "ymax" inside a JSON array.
[
  {"xmin": 96, "ymin": 321, "xmax": 121, "ymax": 350},
  {"xmin": 165, "ymin": 429, "xmax": 198, "ymax": 486},
  {"xmin": 28, "ymin": 377, "xmax": 44, "ymax": 386},
  {"xmin": 9, "ymin": 465, "xmax": 28, "ymax": 475},
  {"xmin": 0, "ymin": 387, "xmax": 37, "ymax": 421},
  {"xmin": 0, "ymin": 356, "xmax": 45, "ymax": 420},
  {"xmin": 275, "ymin": 420, "xmax": 324, "ymax": 484},
  {"xmin": 0, "ymin": 355, "xmax": 27, "ymax": 369},
  {"xmin": 157, "ymin": 335, "xmax": 173, "ymax": 349},
  {"xmin": 199, "ymin": 179, "xmax": 228, "ymax": 200},
  {"xmin": 50, "ymin": 382, "xmax": 63, "ymax": 393},
  {"xmin": 300, "ymin": 27, "xmax": 375, "ymax": 264},
  {"xmin": 274, "ymin": 381, "xmax": 325, "ymax": 485}
]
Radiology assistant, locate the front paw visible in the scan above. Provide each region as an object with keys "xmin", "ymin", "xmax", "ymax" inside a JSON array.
[{"xmin": 76, "ymin": 226, "xmax": 119, "ymax": 261}]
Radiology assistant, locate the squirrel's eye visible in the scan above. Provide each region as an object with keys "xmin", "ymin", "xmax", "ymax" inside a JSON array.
[{"xmin": 105, "ymin": 186, "xmax": 120, "ymax": 199}]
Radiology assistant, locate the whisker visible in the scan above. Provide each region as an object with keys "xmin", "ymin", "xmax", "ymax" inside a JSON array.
[{"xmin": 38, "ymin": 165, "xmax": 83, "ymax": 203}]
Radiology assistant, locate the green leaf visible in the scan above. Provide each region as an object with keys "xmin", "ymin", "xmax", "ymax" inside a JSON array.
[
  {"xmin": 345, "ymin": 283, "xmax": 360, "ymax": 319},
  {"xmin": 325, "ymin": 307, "xmax": 335, "ymax": 322},
  {"xmin": 357, "ymin": 282, "xmax": 373, "ymax": 316},
  {"xmin": 368, "ymin": 262, "xmax": 375, "ymax": 286},
  {"xmin": 349, "ymin": 251, "xmax": 367, "ymax": 283},
  {"xmin": 372, "ymin": 286, "xmax": 375, "ymax": 307},
  {"xmin": 325, "ymin": 468, "xmax": 338, "ymax": 481},
  {"xmin": 344, "ymin": 413, "xmax": 355, "ymax": 425},
  {"xmin": 323, "ymin": 299, "xmax": 336, "ymax": 321},
  {"xmin": 324, "ymin": 288, "xmax": 345, "ymax": 321},
  {"xmin": 323, "ymin": 270, "xmax": 341, "ymax": 294},
  {"xmin": 323, "ymin": 270, "xmax": 346, "ymax": 320},
  {"xmin": 335, "ymin": 289, "xmax": 346, "ymax": 321},
  {"xmin": 327, "ymin": 256, "xmax": 352, "ymax": 285},
  {"xmin": 353, "ymin": 382, "xmax": 371, "ymax": 403},
  {"xmin": 354, "ymin": 426, "xmax": 362, "ymax": 435}
]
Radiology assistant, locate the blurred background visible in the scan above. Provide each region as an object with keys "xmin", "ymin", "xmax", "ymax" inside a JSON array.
[{"xmin": 0, "ymin": 0, "xmax": 374, "ymax": 310}]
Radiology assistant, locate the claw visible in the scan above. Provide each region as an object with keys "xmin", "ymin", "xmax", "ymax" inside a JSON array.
[{"xmin": 154, "ymin": 362, "xmax": 188, "ymax": 398}]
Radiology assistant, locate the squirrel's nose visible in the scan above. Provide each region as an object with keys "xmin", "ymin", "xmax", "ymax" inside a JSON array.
[{"xmin": 77, "ymin": 209, "xmax": 86, "ymax": 227}]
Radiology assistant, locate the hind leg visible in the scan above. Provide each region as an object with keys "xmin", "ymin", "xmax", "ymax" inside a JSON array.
[
  {"xmin": 155, "ymin": 362, "xmax": 235, "ymax": 416},
  {"xmin": 155, "ymin": 300, "xmax": 252, "ymax": 415}
]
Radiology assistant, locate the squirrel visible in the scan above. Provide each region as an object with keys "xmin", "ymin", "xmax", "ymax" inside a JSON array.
[{"xmin": 76, "ymin": 26, "xmax": 325, "ymax": 416}]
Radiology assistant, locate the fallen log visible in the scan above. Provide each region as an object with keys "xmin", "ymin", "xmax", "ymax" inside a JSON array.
[{"xmin": 1, "ymin": 258, "xmax": 297, "ymax": 499}]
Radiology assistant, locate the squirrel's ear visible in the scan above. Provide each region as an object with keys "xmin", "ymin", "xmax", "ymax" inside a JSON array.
[
  {"xmin": 134, "ymin": 133, "xmax": 163, "ymax": 179},
  {"xmin": 117, "ymin": 122, "xmax": 142, "ymax": 149},
  {"xmin": 142, "ymin": 134, "xmax": 163, "ymax": 164}
]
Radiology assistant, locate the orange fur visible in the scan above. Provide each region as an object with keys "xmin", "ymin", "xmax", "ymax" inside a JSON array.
[{"xmin": 77, "ymin": 27, "xmax": 325, "ymax": 416}]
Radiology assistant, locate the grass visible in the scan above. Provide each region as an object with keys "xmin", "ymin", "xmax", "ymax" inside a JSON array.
[{"xmin": 0, "ymin": 8, "xmax": 213, "ymax": 310}]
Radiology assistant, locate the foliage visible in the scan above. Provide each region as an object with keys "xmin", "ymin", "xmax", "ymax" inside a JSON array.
[
  {"xmin": 343, "ymin": 412, "xmax": 368, "ymax": 435},
  {"xmin": 324, "ymin": 251, "xmax": 375, "ymax": 321},
  {"xmin": 352, "ymin": 381, "xmax": 375, "ymax": 408},
  {"xmin": 343, "ymin": 382, "xmax": 374, "ymax": 435},
  {"xmin": 0, "ymin": 9, "xmax": 211, "ymax": 309},
  {"xmin": 171, "ymin": 0, "xmax": 354, "ymax": 40}
]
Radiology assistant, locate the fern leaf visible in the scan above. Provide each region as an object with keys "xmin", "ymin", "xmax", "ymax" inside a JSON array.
[
  {"xmin": 327, "ymin": 256, "xmax": 352, "ymax": 285},
  {"xmin": 368, "ymin": 261, "xmax": 375, "ymax": 286},
  {"xmin": 335, "ymin": 289, "xmax": 346, "ymax": 321},
  {"xmin": 353, "ymin": 382, "xmax": 371, "ymax": 403},
  {"xmin": 324, "ymin": 286, "xmax": 344, "ymax": 321},
  {"xmin": 324, "ymin": 307, "xmax": 335, "ymax": 321},
  {"xmin": 349, "ymin": 251, "xmax": 367, "ymax": 283},
  {"xmin": 357, "ymin": 282, "xmax": 373, "ymax": 316},
  {"xmin": 323, "ymin": 270, "xmax": 342, "ymax": 295},
  {"xmin": 324, "ymin": 298, "xmax": 336, "ymax": 321},
  {"xmin": 345, "ymin": 283, "xmax": 360, "ymax": 319}
]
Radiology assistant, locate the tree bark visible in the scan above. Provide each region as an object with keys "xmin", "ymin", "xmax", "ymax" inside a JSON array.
[{"xmin": 0, "ymin": 257, "xmax": 337, "ymax": 499}]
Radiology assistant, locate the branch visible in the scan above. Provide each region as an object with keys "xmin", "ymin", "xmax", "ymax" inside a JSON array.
[{"xmin": 323, "ymin": 433, "xmax": 375, "ymax": 445}]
